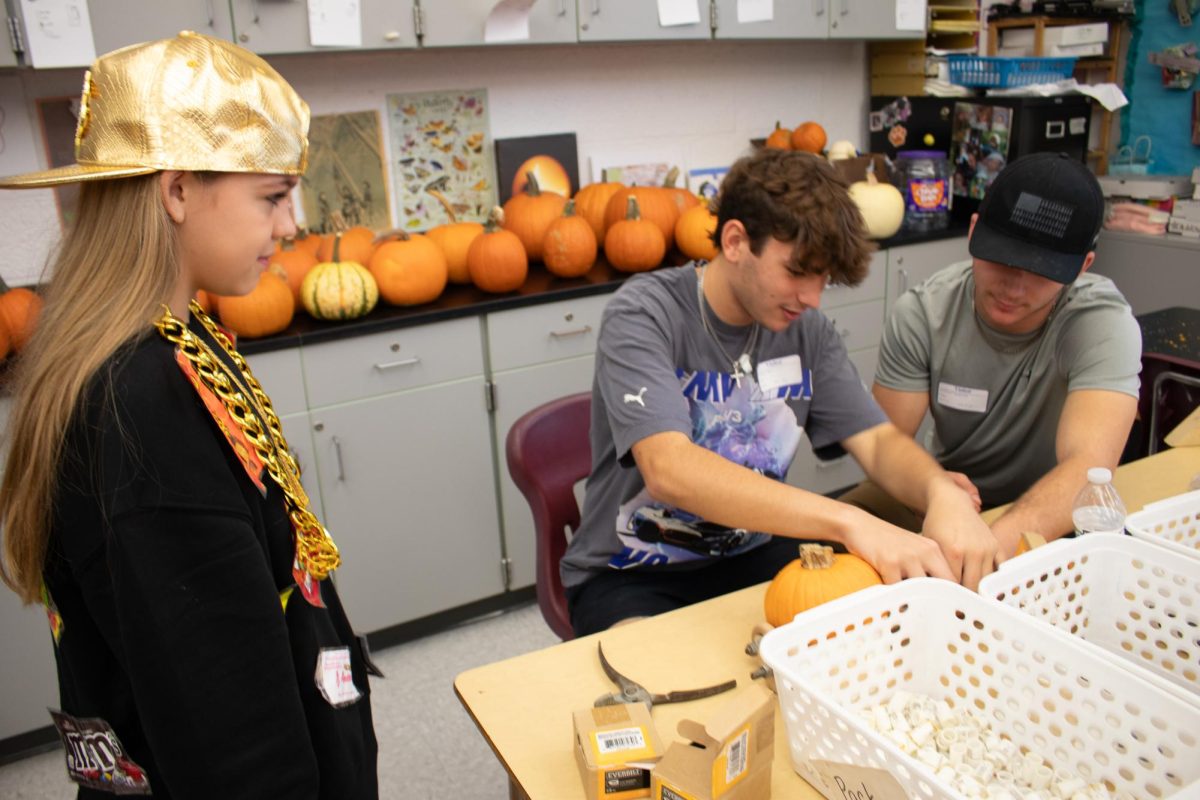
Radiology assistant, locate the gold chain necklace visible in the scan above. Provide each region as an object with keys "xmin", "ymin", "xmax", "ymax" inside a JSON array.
[{"xmin": 154, "ymin": 301, "xmax": 340, "ymax": 583}]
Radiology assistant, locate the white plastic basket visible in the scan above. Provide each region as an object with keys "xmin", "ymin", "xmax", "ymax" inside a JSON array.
[
  {"xmin": 1126, "ymin": 490, "xmax": 1200, "ymax": 560},
  {"xmin": 979, "ymin": 534, "xmax": 1200, "ymax": 700},
  {"xmin": 759, "ymin": 579, "xmax": 1200, "ymax": 800}
]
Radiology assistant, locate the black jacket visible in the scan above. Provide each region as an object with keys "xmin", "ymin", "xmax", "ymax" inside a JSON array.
[{"xmin": 43, "ymin": 320, "xmax": 378, "ymax": 799}]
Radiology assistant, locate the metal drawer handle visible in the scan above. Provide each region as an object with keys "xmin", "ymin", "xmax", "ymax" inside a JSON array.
[
  {"xmin": 332, "ymin": 436, "xmax": 346, "ymax": 482},
  {"xmin": 815, "ymin": 0, "xmax": 826, "ymax": 17},
  {"xmin": 592, "ymin": 0, "xmax": 600, "ymax": 15},
  {"xmin": 373, "ymin": 357, "xmax": 421, "ymax": 371},
  {"xmin": 549, "ymin": 325, "xmax": 593, "ymax": 339},
  {"xmin": 558, "ymin": 0, "xmax": 567, "ymax": 15}
]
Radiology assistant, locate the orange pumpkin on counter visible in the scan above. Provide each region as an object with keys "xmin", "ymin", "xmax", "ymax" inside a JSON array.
[
  {"xmin": 763, "ymin": 544, "xmax": 881, "ymax": 627},
  {"xmin": 469, "ymin": 207, "xmax": 528, "ymax": 294},
  {"xmin": 603, "ymin": 186, "xmax": 677, "ymax": 252},
  {"xmin": 674, "ymin": 204, "xmax": 719, "ymax": 262},
  {"xmin": 214, "ymin": 270, "xmax": 295, "ymax": 339},
  {"xmin": 604, "ymin": 196, "xmax": 665, "ymax": 273},
  {"xmin": 765, "ymin": 121, "xmax": 792, "ymax": 150},
  {"xmin": 503, "ymin": 172, "xmax": 567, "ymax": 262},
  {"xmin": 426, "ymin": 189, "xmax": 484, "ymax": 285},
  {"xmin": 317, "ymin": 225, "xmax": 375, "ymax": 266},
  {"xmin": 368, "ymin": 230, "xmax": 449, "ymax": 306},
  {"xmin": 542, "ymin": 200, "xmax": 597, "ymax": 279},
  {"xmin": 0, "ymin": 280, "xmax": 43, "ymax": 354},
  {"xmin": 790, "ymin": 121, "xmax": 827, "ymax": 155},
  {"xmin": 572, "ymin": 181, "xmax": 624, "ymax": 244},
  {"xmin": 269, "ymin": 238, "xmax": 319, "ymax": 307}
]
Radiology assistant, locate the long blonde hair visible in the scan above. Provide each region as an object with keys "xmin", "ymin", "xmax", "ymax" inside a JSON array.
[{"xmin": 0, "ymin": 174, "xmax": 180, "ymax": 603}]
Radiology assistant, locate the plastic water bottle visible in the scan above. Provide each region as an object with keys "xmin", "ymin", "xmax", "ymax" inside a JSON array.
[{"xmin": 1071, "ymin": 467, "xmax": 1127, "ymax": 536}]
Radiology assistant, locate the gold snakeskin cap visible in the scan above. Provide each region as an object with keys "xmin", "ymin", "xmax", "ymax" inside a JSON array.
[{"xmin": 0, "ymin": 30, "xmax": 309, "ymax": 188}]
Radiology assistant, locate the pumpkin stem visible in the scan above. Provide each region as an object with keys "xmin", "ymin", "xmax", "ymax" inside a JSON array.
[
  {"xmin": 662, "ymin": 166, "xmax": 681, "ymax": 188},
  {"xmin": 0, "ymin": 276, "xmax": 10, "ymax": 293},
  {"xmin": 523, "ymin": 171, "xmax": 542, "ymax": 197},
  {"xmin": 484, "ymin": 206, "xmax": 505, "ymax": 233},
  {"xmin": 279, "ymin": 236, "xmax": 297, "ymax": 252},
  {"xmin": 372, "ymin": 228, "xmax": 411, "ymax": 246},
  {"xmin": 331, "ymin": 233, "xmax": 343, "ymax": 263},
  {"xmin": 427, "ymin": 188, "xmax": 459, "ymax": 223},
  {"xmin": 625, "ymin": 195, "xmax": 642, "ymax": 222},
  {"xmin": 562, "ymin": 199, "xmax": 577, "ymax": 218},
  {"xmin": 798, "ymin": 544, "xmax": 836, "ymax": 570}
]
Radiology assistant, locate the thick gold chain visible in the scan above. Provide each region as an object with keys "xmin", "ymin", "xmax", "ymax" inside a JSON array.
[{"xmin": 154, "ymin": 302, "xmax": 340, "ymax": 581}]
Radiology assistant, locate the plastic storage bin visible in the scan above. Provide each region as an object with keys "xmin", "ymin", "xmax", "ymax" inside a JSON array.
[
  {"xmin": 947, "ymin": 55, "xmax": 1077, "ymax": 88},
  {"xmin": 1126, "ymin": 490, "xmax": 1200, "ymax": 560},
  {"xmin": 979, "ymin": 534, "xmax": 1199, "ymax": 700},
  {"xmin": 759, "ymin": 579, "xmax": 1200, "ymax": 800}
]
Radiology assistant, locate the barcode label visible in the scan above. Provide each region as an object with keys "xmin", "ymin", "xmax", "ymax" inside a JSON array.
[
  {"xmin": 596, "ymin": 727, "xmax": 646, "ymax": 754},
  {"xmin": 725, "ymin": 729, "xmax": 748, "ymax": 783}
]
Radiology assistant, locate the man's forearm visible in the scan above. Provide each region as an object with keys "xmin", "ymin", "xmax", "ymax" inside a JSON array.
[
  {"xmin": 990, "ymin": 455, "xmax": 1099, "ymax": 554},
  {"xmin": 855, "ymin": 425, "xmax": 957, "ymax": 514}
]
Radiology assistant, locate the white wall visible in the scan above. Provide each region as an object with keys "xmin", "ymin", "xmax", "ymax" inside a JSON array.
[{"xmin": 0, "ymin": 38, "xmax": 868, "ymax": 286}]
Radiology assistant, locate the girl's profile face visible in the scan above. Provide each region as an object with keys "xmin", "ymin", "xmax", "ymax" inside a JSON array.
[{"xmin": 175, "ymin": 172, "xmax": 299, "ymax": 297}]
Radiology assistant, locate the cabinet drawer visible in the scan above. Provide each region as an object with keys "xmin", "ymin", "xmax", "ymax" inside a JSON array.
[
  {"xmin": 823, "ymin": 299, "xmax": 885, "ymax": 355},
  {"xmin": 823, "ymin": 250, "xmax": 886, "ymax": 309},
  {"xmin": 487, "ymin": 293, "xmax": 611, "ymax": 373},
  {"xmin": 302, "ymin": 317, "xmax": 484, "ymax": 408},
  {"xmin": 246, "ymin": 347, "xmax": 307, "ymax": 417}
]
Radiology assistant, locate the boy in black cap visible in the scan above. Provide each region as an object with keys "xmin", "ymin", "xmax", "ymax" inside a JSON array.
[{"xmin": 844, "ymin": 152, "xmax": 1141, "ymax": 555}]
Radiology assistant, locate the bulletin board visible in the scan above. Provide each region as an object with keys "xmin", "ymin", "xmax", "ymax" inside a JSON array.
[{"xmin": 1121, "ymin": 0, "xmax": 1200, "ymax": 175}]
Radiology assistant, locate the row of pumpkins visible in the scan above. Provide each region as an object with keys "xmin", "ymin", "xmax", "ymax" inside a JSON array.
[{"xmin": 210, "ymin": 172, "xmax": 722, "ymax": 339}]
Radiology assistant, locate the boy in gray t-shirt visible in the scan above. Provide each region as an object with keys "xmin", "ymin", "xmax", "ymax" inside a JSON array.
[
  {"xmin": 562, "ymin": 150, "xmax": 997, "ymax": 636},
  {"xmin": 858, "ymin": 153, "xmax": 1140, "ymax": 557}
]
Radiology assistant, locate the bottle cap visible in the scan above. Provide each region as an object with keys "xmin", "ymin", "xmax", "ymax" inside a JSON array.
[{"xmin": 1087, "ymin": 467, "xmax": 1112, "ymax": 484}]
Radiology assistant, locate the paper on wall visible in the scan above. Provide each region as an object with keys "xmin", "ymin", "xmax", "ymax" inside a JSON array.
[
  {"xmin": 17, "ymin": 0, "xmax": 96, "ymax": 68},
  {"xmin": 308, "ymin": 0, "xmax": 362, "ymax": 48},
  {"xmin": 895, "ymin": 0, "xmax": 927, "ymax": 32},
  {"xmin": 485, "ymin": 0, "xmax": 535, "ymax": 43},
  {"xmin": 658, "ymin": 0, "xmax": 701, "ymax": 27},
  {"xmin": 738, "ymin": 0, "xmax": 773, "ymax": 24}
]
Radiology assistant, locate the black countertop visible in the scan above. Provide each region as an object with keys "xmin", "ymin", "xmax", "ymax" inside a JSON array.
[{"xmin": 238, "ymin": 220, "xmax": 972, "ymax": 355}]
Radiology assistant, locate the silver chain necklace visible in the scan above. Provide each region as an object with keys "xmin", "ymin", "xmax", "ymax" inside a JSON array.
[{"xmin": 696, "ymin": 264, "xmax": 760, "ymax": 387}]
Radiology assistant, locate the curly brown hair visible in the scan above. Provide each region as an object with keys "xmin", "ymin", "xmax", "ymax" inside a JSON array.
[{"xmin": 711, "ymin": 149, "xmax": 872, "ymax": 286}]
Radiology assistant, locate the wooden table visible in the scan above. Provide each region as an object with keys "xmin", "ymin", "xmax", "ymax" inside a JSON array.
[{"xmin": 454, "ymin": 447, "xmax": 1200, "ymax": 800}]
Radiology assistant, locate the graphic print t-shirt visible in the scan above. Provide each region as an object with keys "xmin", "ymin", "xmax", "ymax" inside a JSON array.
[{"xmin": 560, "ymin": 265, "xmax": 886, "ymax": 588}]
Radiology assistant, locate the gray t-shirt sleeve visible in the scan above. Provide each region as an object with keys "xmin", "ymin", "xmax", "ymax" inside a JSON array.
[
  {"xmin": 804, "ymin": 312, "xmax": 889, "ymax": 450},
  {"xmin": 874, "ymin": 290, "xmax": 934, "ymax": 393},
  {"xmin": 1056, "ymin": 298, "xmax": 1142, "ymax": 398},
  {"xmin": 594, "ymin": 292, "xmax": 692, "ymax": 464}
]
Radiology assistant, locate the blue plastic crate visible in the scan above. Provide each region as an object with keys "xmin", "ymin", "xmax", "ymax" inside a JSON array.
[{"xmin": 947, "ymin": 54, "xmax": 1077, "ymax": 88}]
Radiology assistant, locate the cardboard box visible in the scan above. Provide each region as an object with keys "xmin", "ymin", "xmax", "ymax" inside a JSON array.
[
  {"xmin": 1000, "ymin": 22, "xmax": 1108, "ymax": 49},
  {"xmin": 1167, "ymin": 215, "xmax": 1200, "ymax": 237},
  {"xmin": 831, "ymin": 154, "xmax": 893, "ymax": 186},
  {"xmin": 650, "ymin": 685, "xmax": 775, "ymax": 800},
  {"xmin": 574, "ymin": 703, "xmax": 665, "ymax": 800},
  {"xmin": 1050, "ymin": 41, "xmax": 1105, "ymax": 57},
  {"xmin": 869, "ymin": 74, "xmax": 926, "ymax": 97},
  {"xmin": 870, "ymin": 52, "xmax": 926, "ymax": 75},
  {"xmin": 1171, "ymin": 198, "xmax": 1200, "ymax": 221}
]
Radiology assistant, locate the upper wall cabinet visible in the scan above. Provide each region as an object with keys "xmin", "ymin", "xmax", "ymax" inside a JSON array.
[
  {"xmin": 418, "ymin": 0, "xmax": 576, "ymax": 47},
  {"xmin": 89, "ymin": 0, "xmax": 234, "ymax": 54},
  {"xmin": 230, "ymin": 0, "xmax": 417, "ymax": 54},
  {"xmin": 712, "ymin": 0, "xmax": 827, "ymax": 39},
  {"xmin": 578, "ymin": 0, "xmax": 711, "ymax": 42},
  {"xmin": 0, "ymin": 8, "xmax": 17, "ymax": 66},
  {"xmin": 827, "ymin": 0, "xmax": 924, "ymax": 40}
]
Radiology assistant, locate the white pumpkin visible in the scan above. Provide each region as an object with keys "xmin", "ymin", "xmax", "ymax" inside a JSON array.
[
  {"xmin": 827, "ymin": 140, "xmax": 858, "ymax": 162},
  {"xmin": 848, "ymin": 172, "xmax": 904, "ymax": 240}
]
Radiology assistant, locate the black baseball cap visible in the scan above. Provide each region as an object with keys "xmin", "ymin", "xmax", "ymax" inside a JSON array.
[{"xmin": 968, "ymin": 152, "xmax": 1104, "ymax": 284}]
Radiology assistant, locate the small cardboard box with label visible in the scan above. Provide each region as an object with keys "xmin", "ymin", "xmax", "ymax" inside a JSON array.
[
  {"xmin": 650, "ymin": 685, "xmax": 774, "ymax": 800},
  {"xmin": 574, "ymin": 703, "xmax": 665, "ymax": 800}
]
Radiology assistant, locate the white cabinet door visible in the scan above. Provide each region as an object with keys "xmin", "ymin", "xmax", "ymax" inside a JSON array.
[
  {"xmin": 712, "ymin": 0, "xmax": 828, "ymax": 39},
  {"xmin": 309, "ymin": 379, "xmax": 503, "ymax": 633},
  {"xmin": 279, "ymin": 410, "xmax": 325, "ymax": 528},
  {"xmin": 419, "ymin": 0, "xmax": 576, "ymax": 46},
  {"xmin": 230, "ymin": 0, "xmax": 417, "ymax": 54},
  {"xmin": 885, "ymin": 235, "xmax": 968, "ymax": 317},
  {"xmin": 578, "ymin": 0, "xmax": 711, "ymax": 41},
  {"xmin": 491, "ymin": 354, "xmax": 596, "ymax": 590},
  {"xmin": 88, "ymin": 0, "xmax": 234, "ymax": 53},
  {"xmin": 827, "ymin": 0, "xmax": 924, "ymax": 39},
  {"xmin": 0, "ymin": 8, "xmax": 16, "ymax": 66}
]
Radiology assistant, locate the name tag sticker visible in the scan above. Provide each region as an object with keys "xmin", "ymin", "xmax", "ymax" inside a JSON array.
[
  {"xmin": 757, "ymin": 355, "xmax": 803, "ymax": 394},
  {"xmin": 937, "ymin": 382, "xmax": 988, "ymax": 413},
  {"xmin": 315, "ymin": 647, "xmax": 362, "ymax": 708}
]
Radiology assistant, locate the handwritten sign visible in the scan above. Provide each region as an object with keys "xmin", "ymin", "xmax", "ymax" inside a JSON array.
[{"xmin": 808, "ymin": 760, "xmax": 909, "ymax": 800}]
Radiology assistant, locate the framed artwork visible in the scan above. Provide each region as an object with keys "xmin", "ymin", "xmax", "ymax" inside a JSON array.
[
  {"xmin": 299, "ymin": 110, "xmax": 391, "ymax": 234},
  {"xmin": 35, "ymin": 96, "xmax": 81, "ymax": 229},
  {"xmin": 687, "ymin": 166, "xmax": 730, "ymax": 201},
  {"xmin": 494, "ymin": 133, "xmax": 578, "ymax": 203},
  {"xmin": 387, "ymin": 88, "xmax": 495, "ymax": 230}
]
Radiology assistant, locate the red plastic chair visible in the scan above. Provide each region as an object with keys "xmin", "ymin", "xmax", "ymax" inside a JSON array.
[{"xmin": 505, "ymin": 392, "xmax": 592, "ymax": 641}]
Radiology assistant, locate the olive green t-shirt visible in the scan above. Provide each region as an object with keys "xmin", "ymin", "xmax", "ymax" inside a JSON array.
[{"xmin": 875, "ymin": 260, "xmax": 1141, "ymax": 507}]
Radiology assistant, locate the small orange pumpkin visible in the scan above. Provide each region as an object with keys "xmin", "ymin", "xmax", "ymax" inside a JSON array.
[
  {"xmin": 0, "ymin": 280, "xmax": 43, "ymax": 353},
  {"xmin": 425, "ymin": 189, "xmax": 484, "ymax": 285},
  {"xmin": 604, "ymin": 196, "xmax": 666, "ymax": 273},
  {"xmin": 269, "ymin": 238, "xmax": 319, "ymax": 307},
  {"xmin": 603, "ymin": 186, "xmax": 678, "ymax": 252},
  {"xmin": 468, "ymin": 207, "xmax": 528, "ymax": 294},
  {"xmin": 572, "ymin": 181, "xmax": 625, "ymax": 244},
  {"xmin": 214, "ymin": 270, "xmax": 295, "ymax": 339},
  {"xmin": 790, "ymin": 121, "xmax": 827, "ymax": 154},
  {"xmin": 0, "ymin": 315, "xmax": 11, "ymax": 361},
  {"xmin": 194, "ymin": 290, "xmax": 214, "ymax": 314},
  {"xmin": 763, "ymin": 544, "xmax": 881, "ymax": 627},
  {"xmin": 368, "ymin": 230, "xmax": 449, "ymax": 306},
  {"xmin": 765, "ymin": 121, "xmax": 792, "ymax": 150},
  {"xmin": 542, "ymin": 200, "xmax": 598, "ymax": 279},
  {"xmin": 502, "ymin": 171, "xmax": 567, "ymax": 262},
  {"xmin": 317, "ymin": 225, "xmax": 375, "ymax": 266},
  {"xmin": 674, "ymin": 204, "xmax": 719, "ymax": 262},
  {"xmin": 290, "ymin": 228, "xmax": 324, "ymax": 258}
]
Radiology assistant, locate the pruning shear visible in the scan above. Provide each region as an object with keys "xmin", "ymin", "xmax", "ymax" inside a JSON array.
[{"xmin": 593, "ymin": 642, "xmax": 737, "ymax": 712}]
